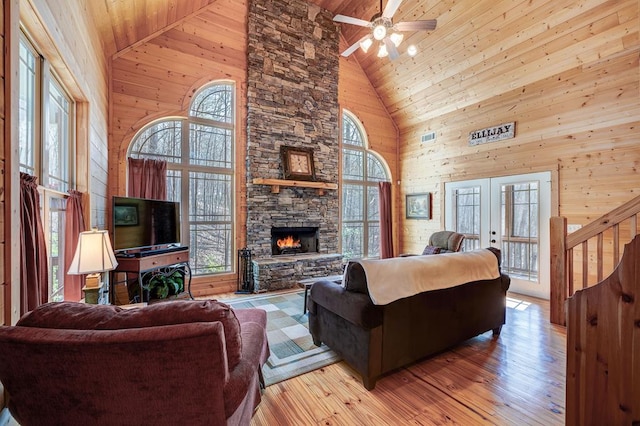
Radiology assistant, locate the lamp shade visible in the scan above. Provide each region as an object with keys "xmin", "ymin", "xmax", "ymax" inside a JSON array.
[
  {"xmin": 68, "ymin": 229, "xmax": 118, "ymax": 275},
  {"xmin": 377, "ymin": 43, "xmax": 389, "ymax": 58}
]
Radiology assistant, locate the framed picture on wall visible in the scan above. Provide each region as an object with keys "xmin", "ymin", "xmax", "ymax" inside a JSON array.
[{"xmin": 406, "ymin": 193, "xmax": 431, "ymax": 219}]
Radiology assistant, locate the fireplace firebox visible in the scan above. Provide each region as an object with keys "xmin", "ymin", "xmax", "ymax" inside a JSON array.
[{"xmin": 271, "ymin": 227, "xmax": 319, "ymax": 255}]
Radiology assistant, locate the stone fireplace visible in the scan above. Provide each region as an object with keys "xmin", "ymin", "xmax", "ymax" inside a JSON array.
[{"xmin": 245, "ymin": 0, "xmax": 343, "ymax": 291}]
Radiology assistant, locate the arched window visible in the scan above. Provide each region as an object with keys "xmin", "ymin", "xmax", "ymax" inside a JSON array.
[
  {"xmin": 342, "ymin": 110, "xmax": 390, "ymax": 259},
  {"xmin": 129, "ymin": 82, "xmax": 235, "ymax": 275}
]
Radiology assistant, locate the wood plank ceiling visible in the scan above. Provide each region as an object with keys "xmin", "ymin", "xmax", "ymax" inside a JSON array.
[
  {"xmin": 88, "ymin": 0, "xmax": 442, "ymax": 132},
  {"xmin": 88, "ymin": 0, "xmax": 637, "ymax": 135}
]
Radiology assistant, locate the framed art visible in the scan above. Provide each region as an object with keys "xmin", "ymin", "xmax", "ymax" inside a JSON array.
[
  {"xmin": 281, "ymin": 145, "xmax": 316, "ymax": 181},
  {"xmin": 114, "ymin": 205, "xmax": 139, "ymax": 226},
  {"xmin": 406, "ymin": 193, "xmax": 432, "ymax": 219}
]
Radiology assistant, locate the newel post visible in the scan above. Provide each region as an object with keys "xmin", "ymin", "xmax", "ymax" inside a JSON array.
[{"xmin": 550, "ymin": 216, "xmax": 567, "ymax": 325}]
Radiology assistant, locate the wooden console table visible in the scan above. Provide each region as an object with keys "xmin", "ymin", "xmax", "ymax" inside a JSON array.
[{"xmin": 110, "ymin": 247, "xmax": 192, "ymax": 304}]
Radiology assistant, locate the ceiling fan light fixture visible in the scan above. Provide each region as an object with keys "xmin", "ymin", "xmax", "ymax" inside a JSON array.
[
  {"xmin": 360, "ymin": 37, "xmax": 373, "ymax": 53},
  {"xmin": 407, "ymin": 44, "xmax": 418, "ymax": 56},
  {"xmin": 390, "ymin": 32, "xmax": 404, "ymax": 47},
  {"xmin": 373, "ymin": 24, "xmax": 387, "ymax": 41},
  {"xmin": 377, "ymin": 43, "xmax": 389, "ymax": 58}
]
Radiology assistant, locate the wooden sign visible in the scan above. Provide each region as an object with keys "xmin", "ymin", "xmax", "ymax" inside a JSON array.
[{"xmin": 468, "ymin": 122, "xmax": 515, "ymax": 146}]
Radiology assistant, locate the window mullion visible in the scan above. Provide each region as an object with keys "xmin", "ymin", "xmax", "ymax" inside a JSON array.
[
  {"xmin": 40, "ymin": 59, "xmax": 52, "ymax": 185},
  {"xmin": 180, "ymin": 120, "xmax": 190, "ymax": 246}
]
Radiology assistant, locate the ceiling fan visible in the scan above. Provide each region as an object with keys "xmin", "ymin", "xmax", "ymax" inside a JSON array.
[{"xmin": 333, "ymin": 0, "xmax": 437, "ymax": 60}]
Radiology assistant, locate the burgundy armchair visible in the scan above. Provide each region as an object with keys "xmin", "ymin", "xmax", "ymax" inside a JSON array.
[{"xmin": 0, "ymin": 300, "xmax": 269, "ymax": 425}]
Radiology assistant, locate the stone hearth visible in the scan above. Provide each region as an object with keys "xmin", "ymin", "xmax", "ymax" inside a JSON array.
[{"xmin": 252, "ymin": 253, "xmax": 342, "ymax": 292}]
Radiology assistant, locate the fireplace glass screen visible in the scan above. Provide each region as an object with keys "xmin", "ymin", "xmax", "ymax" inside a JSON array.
[{"xmin": 271, "ymin": 227, "xmax": 319, "ymax": 255}]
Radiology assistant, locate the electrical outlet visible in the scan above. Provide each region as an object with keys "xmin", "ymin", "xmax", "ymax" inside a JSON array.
[{"xmin": 567, "ymin": 224, "xmax": 582, "ymax": 233}]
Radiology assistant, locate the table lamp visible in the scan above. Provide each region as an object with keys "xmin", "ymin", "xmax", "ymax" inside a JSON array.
[{"xmin": 68, "ymin": 229, "xmax": 118, "ymax": 289}]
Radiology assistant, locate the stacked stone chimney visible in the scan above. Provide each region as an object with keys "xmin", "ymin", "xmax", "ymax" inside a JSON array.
[{"xmin": 245, "ymin": 0, "xmax": 342, "ymax": 290}]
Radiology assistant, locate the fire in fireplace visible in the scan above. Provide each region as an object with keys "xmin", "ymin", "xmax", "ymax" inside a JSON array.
[
  {"xmin": 277, "ymin": 235, "xmax": 301, "ymax": 251},
  {"xmin": 271, "ymin": 227, "xmax": 319, "ymax": 255}
]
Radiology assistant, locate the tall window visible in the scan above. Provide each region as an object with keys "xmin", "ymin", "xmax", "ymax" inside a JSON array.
[
  {"xmin": 19, "ymin": 33, "xmax": 75, "ymax": 302},
  {"xmin": 341, "ymin": 110, "xmax": 390, "ymax": 259},
  {"xmin": 129, "ymin": 83, "xmax": 235, "ymax": 275}
]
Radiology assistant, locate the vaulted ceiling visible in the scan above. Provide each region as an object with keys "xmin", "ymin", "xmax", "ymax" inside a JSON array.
[
  {"xmin": 88, "ymin": 0, "xmax": 450, "ymax": 133},
  {"xmin": 88, "ymin": 0, "xmax": 633, "ymax": 136}
]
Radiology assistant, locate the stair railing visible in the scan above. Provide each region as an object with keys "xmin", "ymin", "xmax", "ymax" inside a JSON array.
[{"xmin": 549, "ymin": 194, "xmax": 640, "ymax": 325}]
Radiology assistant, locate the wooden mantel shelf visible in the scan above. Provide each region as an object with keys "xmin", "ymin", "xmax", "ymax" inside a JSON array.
[{"xmin": 252, "ymin": 178, "xmax": 338, "ymax": 195}]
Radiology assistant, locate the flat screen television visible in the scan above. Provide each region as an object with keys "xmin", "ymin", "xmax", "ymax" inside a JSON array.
[{"xmin": 112, "ymin": 196, "xmax": 181, "ymax": 252}]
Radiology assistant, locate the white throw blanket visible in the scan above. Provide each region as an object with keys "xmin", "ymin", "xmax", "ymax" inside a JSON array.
[{"xmin": 358, "ymin": 249, "xmax": 501, "ymax": 305}]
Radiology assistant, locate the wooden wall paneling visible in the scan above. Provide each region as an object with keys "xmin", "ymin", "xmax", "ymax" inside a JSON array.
[
  {"xmin": 109, "ymin": 1, "xmax": 249, "ymax": 296},
  {"xmin": 398, "ymin": 6, "xmax": 639, "ymax": 255},
  {"xmin": 338, "ymin": 36, "xmax": 400, "ymax": 256}
]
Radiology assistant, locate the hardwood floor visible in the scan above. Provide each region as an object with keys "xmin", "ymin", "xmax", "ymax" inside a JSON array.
[{"xmin": 250, "ymin": 292, "xmax": 566, "ymax": 425}]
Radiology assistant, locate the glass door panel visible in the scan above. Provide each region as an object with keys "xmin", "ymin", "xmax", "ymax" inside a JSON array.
[{"xmin": 446, "ymin": 172, "xmax": 551, "ymax": 299}]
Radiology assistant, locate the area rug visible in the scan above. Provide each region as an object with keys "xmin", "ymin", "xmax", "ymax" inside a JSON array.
[{"xmin": 225, "ymin": 290, "xmax": 341, "ymax": 386}]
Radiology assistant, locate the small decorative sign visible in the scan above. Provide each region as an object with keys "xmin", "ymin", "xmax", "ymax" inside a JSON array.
[{"xmin": 468, "ymin": 122, "xmax": 515, "ymax": 146}]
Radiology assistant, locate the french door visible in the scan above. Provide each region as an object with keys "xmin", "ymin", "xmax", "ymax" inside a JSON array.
[{"xmin": 444, "ymin": 172, "xmax": 551, "ymax": 299}]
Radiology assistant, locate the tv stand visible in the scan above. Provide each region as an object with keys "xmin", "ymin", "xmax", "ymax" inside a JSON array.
[{"xmin": 110, "ymin": 247, "xmax": 192, "ymax": 304}]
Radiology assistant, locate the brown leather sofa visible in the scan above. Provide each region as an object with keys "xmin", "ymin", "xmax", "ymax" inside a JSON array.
[
  {"xmin": 0, "ymin": 300, "xmax": 269, "ymax": 425},
  {"xmin": 308, "ymin": 248, "xmax": 510, "ymax": 390}
]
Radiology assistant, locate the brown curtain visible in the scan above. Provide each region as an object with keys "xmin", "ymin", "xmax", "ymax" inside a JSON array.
[
  {"xmin": 20, "ymin": 173, "xmax": 49, "ymax": 315},
  {"xmin": 64, "ymin": 190, "xmax": 86, "ymax": 301},
  {"xmin": 127, "ymin": 157, "xmax": 168, "ymax": 200},
  {"xmin": 378, "ymin": 181, "xmax": 394, "ymax": 259}
]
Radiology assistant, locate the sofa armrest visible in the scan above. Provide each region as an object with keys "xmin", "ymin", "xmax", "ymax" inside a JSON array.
[
  {"xmin": 309, "ymin": 280, "xmax": 382, "ymax": 329},
  {"xmin": 501, "ymin": 273, "xmax": 511, "ymax": 292}
]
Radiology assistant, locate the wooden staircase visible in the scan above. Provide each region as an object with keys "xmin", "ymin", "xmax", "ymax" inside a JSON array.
[
  {"xmin": 549, "ymin": 194, "xmax": 640, "ymax": 325},
  {"xmin": 564, "ymin": 234, "xmax": 640, "ymax": 425},
  {"xmin": 551, "ymin": 195, "xmax": 640, "ymax": 424}
]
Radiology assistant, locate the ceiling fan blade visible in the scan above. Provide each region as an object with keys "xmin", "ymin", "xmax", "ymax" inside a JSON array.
[
  {"xmin": 333, "ymin": 14, "xmax": 372, "ymax": 27},
  {"xmin": 394, "ymin": 20, "xmax": 437, "ymax": 31},
  {"xmin": 384, "ymin": 37, "xmax": 400, "ymax": 60},
  {"xmin": 382, "ymin": 0, "xmax": 403, "ymax": 19},
  {"xmin": 341, "ymin": 35, "xmax": 372, "ymax": 57}
]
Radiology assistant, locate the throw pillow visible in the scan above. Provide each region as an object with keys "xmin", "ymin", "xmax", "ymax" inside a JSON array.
[
  {"xmin": 422, "ymin": 245, "xmax": 442, "ymax": 255},
  {"xmin": 18, "ymin": 300, "xmax": 243, "ymax": 370},
  {"xmin": 343, "ymin": 261, "xmax": 368, "ymax": 294},
  {"xmin": 17, "ymin": 302, "xmax": 121, "ymax": 329}
]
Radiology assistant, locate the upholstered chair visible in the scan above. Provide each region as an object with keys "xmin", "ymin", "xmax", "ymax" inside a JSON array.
[{"xmin": 423, "ymin": 230, "xmax": 465, "ymax": 254}]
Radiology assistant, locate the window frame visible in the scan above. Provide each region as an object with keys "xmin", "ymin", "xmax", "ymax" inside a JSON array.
[
  {"xmin": 19, "ymin": 30, "xmax": 77, "ymax": 302},
  {"xmin": 128, "ymin": 82, "xmax": 236, "ymax": 276},
  {"xmin": 341, "ymin": 109, "xmax": 391, "ymax": 260}
]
